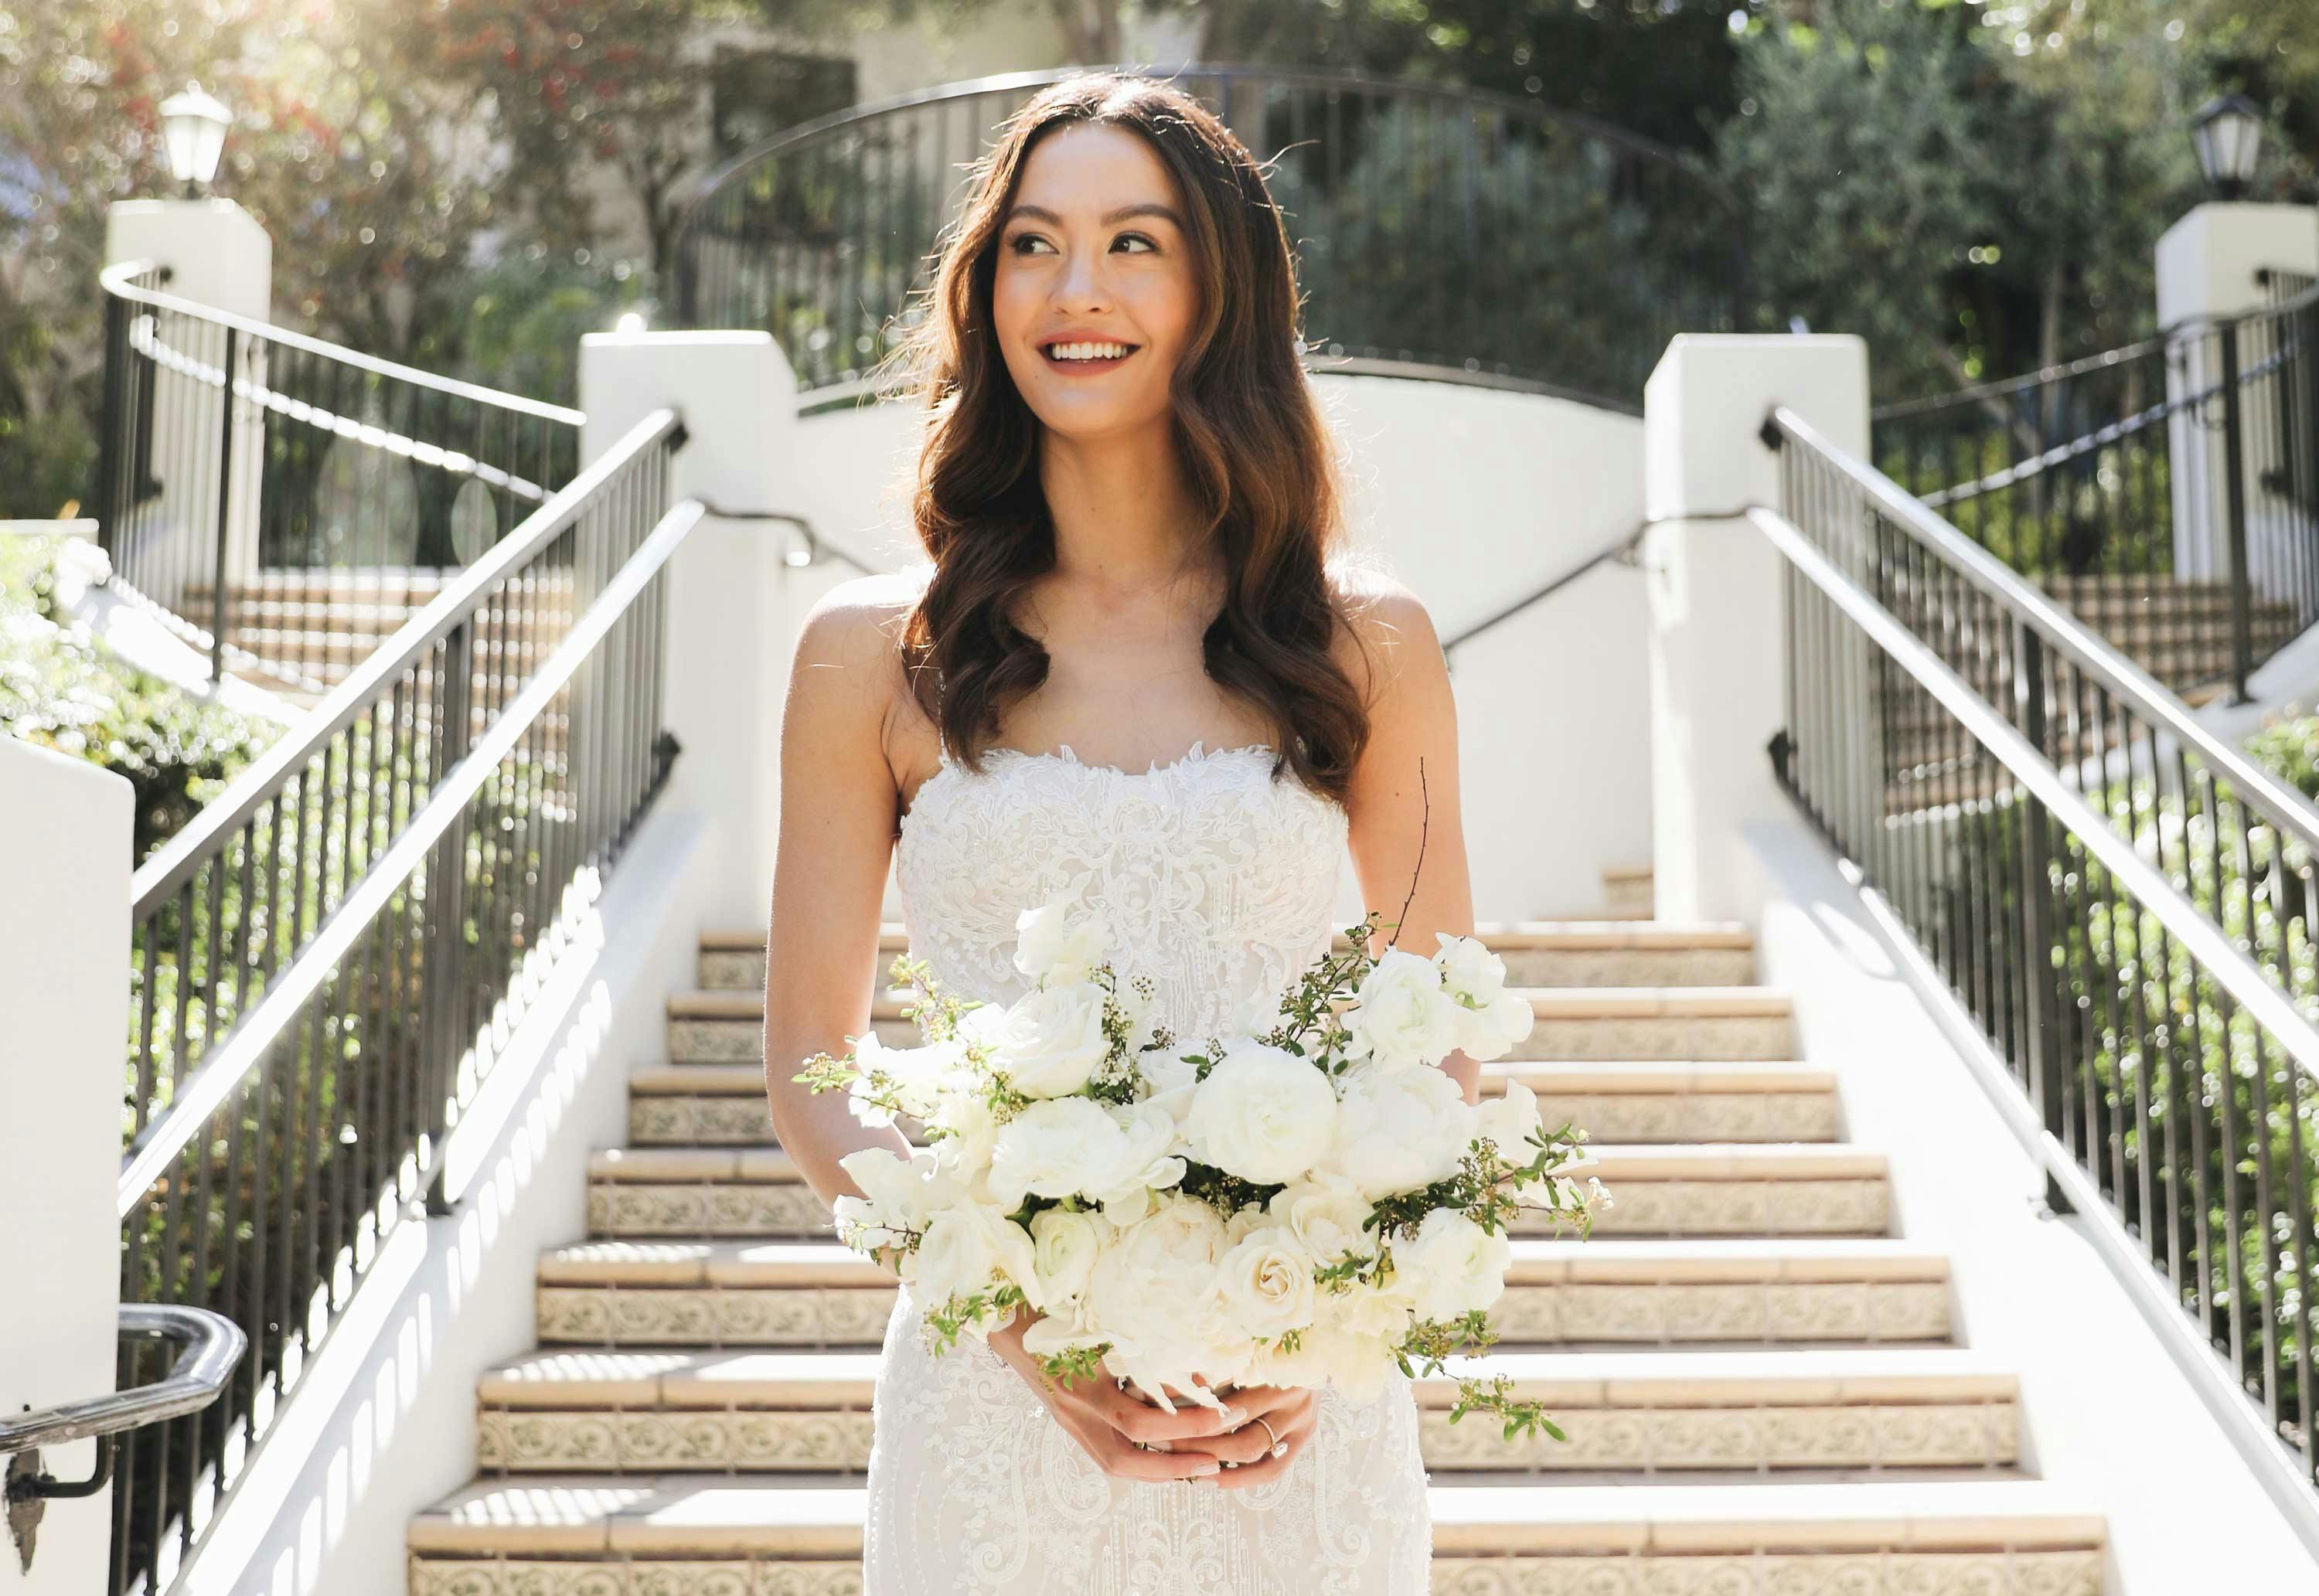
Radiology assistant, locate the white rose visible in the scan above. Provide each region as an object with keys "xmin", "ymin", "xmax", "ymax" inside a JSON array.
[
  {"xmin": 910, "ymin": 1196, "xmax": 1034, "ymax": 1319},
  {"xmin": 1013, "ymin": 877, "xmax": 1112, "ymax": 985},
  {"xmin": 1319, "ymin": 1063, "xmax": 1476, "ymax": 1199},
  {"xmin": 1183, "ymin": 1038, "xmax": 1339, "ymax": 1184},
  {"xmin": 965, "ymin": 980, "xmax": 1113, "ymax": 1098},
  {"xmin": 1390, "ymin": 1207, "xmax": 1511, "ymax": 1322},
  {"xmin": 1215, "ymin": 1223, "xmax": 1318, "ymax": 1341},
  {"xmin": 1347, "ymin": 949, "xmax": 1463, "ymax": 1071},
  {"xmin": 1268, "ymin": 1175, "xmax": 1379, "ymax": 1270},
  {"xmin": 1027, "ymin": 1206, "xmax": 1111, "ymax": 1310}
]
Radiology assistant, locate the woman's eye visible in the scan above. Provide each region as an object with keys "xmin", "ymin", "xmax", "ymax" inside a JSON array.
[{"xmin": 1006, "ymin": 233, "xmax": 1156, "ymax": 255}]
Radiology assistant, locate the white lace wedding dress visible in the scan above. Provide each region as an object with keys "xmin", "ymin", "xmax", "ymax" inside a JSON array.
[{"xmin": 866, "ymin": 737, "xmax": 1432, "ymax": 1595}]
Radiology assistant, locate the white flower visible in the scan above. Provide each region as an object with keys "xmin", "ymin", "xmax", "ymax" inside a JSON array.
[
  {"xmin": 927, "ymin": 1088, "xmax": 999, "ymax": 1189},
  {"xmin": 1078, "ymin": 1194, "xmax": 1246, "ymax": 1408},
  {"xmin": 1474, "ymin": 1077, "xmax": 1544, "ymax": 1164},
  {"xmin": 1390, "ymin": 1207, "xmax": 1511, "ymax": 1322},
  {"xmin": 1013, "ymin": 876, "xmax": 1112, "ymax": 985},
  {"xmin": 846, "ymin": 1031, "xmax": 969, "ymax": 1128},
  {"xmin": 1183, "ymin": 1037, "xmax": 1339, "ymax": 1184},
  {"xmin": 1112, "ymin": 978, "xmax": 1163, "ymax": 1057},
  {"xmin": 1452, "ymin": 991, "xmax": 1537, "ymax": 1064},
  {"xmin": 1432, "ymin": 932, "xmax": 1509, "ymax": 1005},
  {"xmin": 1027, "ymin": 1206, "xmax": 1112, "ymax": 1311},
  {"xmin": 1318, "ymin": 1062, "xmax": 1476, "ymax": 1199},
  {"xmin": 1215, "ymin": 1223, "xmax": 1319, "ymax": 1341},
  {"xmin": 911, "ymin": 1196, "xmax": 1038, "ymax": 1322},
  {"xmin": 1267, "ymin": 1175, "xmax": 1379, "ymax": 1271},
  {"xmin": 831, "ymin": 1144, "xmax": 952, "ymax": 1251},
  {"xmin": 1138, "ymin": 1048, "xmax": 1203, "ymax": 1127},
  {"xmin": 986, "ymin": 1097, "xmax": 1187, "ymax": 1213},
  {"xmin": 965, "ymin": 980, "xmax": 1113, "ymax": 1098},
  {"xmin": 1347, "ymin": 948, "xmax": 1463, "ymax": 1071}
]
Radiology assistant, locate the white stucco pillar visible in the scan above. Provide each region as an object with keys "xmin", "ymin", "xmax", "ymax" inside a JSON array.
[
  {"xmin": 2154, "ymin": 201, "xmax": 2319, "ymax": 594},
  {"xmin": 100, "ymin": 199, "xmax": 275, "ymax": 606},
  {"xmin": 0, "ymin": 739, "xmax": 133, "ymax": 1593},
  {"xmin": 579, "ymin": 330, "xmax": 804, "ymax": 931},
  {"xmin": 1642, "ymin": 333, "xmax": 1871, "ymax": 926}
]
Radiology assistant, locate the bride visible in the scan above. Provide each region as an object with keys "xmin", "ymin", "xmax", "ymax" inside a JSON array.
[{"xmin": 761, "ymin": 69, "xmax": 1483, "ymax": 1595}]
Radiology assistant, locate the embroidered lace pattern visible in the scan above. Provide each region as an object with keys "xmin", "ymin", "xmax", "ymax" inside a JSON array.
[{"xmin": 865, "ymin": 740, "xmax": 1432, "ymax": 1594}]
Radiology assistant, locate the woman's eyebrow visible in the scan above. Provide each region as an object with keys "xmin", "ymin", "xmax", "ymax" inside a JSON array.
[{"xmin": 1005, "ymin": 202, "xmax": 1185, "ymax": 228}]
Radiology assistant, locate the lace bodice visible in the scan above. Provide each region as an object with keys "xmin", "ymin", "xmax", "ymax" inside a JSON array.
[
  {"xmin": 867, "ymin": 735, "xmax": 1432, "ymax": 1595},
  {"xmin": 895, "ymin": 740, "xmax": 1350, "ymax": 1042}
]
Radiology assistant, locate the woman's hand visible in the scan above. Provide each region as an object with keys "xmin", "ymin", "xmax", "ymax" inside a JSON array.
[
  {"xmin": 1136, "ymin": 1378, "xmax": 1320, "ymax": 1489},
  {"xmin": 984, "ymin": 1313, "xmax": 1240, "ymax": 1484}
]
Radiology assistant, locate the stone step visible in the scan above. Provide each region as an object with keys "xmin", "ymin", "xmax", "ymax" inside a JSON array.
[
  {"xmin": 675, "ymin": 987, "xmax": 1798, "ymax": 1066},
  {"xmin": 1600, "ymin": 863, "xmax": 1653, "ymax": 920},
  {"xmin": 469, "ymin": 1346, "xmax": 2022, "ymax": 1475},
  {"xmin": 698, "ymin": 921, "xmax": 1759, "ymax": 992},
  {"xmin": 581, "ymin": 1142, "xmax": 1889, "ymax": 1242},
  {"xmin": 630, "ymin": 1060, "xmax": 1844, "ymax": 1148},
  {"xmin": 407, "ymin": 1476, "xmax": 2105, "ymax": 1593},
  {"xmin": 534, "ymin": 1235, "xmax": 1954, "ymax": 1348}
]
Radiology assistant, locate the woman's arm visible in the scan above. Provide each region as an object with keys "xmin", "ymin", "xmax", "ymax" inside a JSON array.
[
  {"xmin": 1336, "ymin": 573, "xmax": 1484, "ymax": 1107},
  {"xmin": 762, "ymin": 577, "xmax": 916, "ymax": 1210}
]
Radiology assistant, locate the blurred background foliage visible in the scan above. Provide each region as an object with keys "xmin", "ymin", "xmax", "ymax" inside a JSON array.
[{"xmin": 2, "ymin": 0, "xmax": 2314, "ymax": 519}]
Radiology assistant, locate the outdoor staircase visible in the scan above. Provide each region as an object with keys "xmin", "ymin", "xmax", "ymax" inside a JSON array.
[
  {"xmin": 185, "ymin": 570, "xmax": 577, "ymax": 713},
  {"xmin": 405, "ymin": 867, "xmax": 2108, "ymax": 1594}
]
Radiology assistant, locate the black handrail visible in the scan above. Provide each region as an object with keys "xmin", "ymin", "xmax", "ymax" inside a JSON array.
[
  {"xmin": 673, "ymin": 61, "xmax": 1747, "ymax": 410},
  {"xmin": 107, "ymin": 408, "xmax": 693, "ymax": 1596},
  {"xmin": 94, "ymin": 260, "xmax": 586, "ymax": 693},
  {"xmin": 1764, "ymin": 400, "xmax": 2319, "ymax": 1536},
  {"xmin": 1439, "ymin": 522, "xmax": 1646, "ymax": 659},
  {"xmin": 1869, "ymin": 273, "xmax": 2319, "ymax": 701}
]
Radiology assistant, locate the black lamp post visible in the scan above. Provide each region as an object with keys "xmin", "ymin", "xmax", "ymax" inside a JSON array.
[{"xmin": 2191, "ymin": 93, "xmax": 2264, "ymax": 202}]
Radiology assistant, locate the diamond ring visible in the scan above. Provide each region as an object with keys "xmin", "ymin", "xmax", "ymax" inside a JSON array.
[{"xmin": 1255, "ymin": 1416, "xmax": 1286, "ymax": 1459}]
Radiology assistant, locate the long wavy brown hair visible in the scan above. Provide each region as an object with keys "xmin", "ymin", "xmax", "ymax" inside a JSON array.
[{"xmin": 877, "ymin": 70, "xmax": 1379, "ymax": 806}]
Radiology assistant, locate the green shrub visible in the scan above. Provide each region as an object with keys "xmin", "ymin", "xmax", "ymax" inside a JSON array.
[{"xmin": 0, "ymin": 535, "xmax": 282, "ymax": 863}]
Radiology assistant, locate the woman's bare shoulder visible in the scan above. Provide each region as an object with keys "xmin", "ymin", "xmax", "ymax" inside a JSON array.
[{"xmin": 1323, "ymin": 556, "xmax": 1442, "ymax": 705}]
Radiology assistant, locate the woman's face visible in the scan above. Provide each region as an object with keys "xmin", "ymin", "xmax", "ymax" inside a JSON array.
[{"xmin": 991, "ymin": 122, "xmax": 1199, "ymax": 441}]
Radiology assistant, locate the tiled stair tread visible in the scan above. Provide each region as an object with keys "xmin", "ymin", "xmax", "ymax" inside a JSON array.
[
  {"xmin": 587, "ymin": 1142, "xmax": 1886, "ymax": 1185},
  {"xmin": 630, "ymin": 1059, "xmax": 1838, "ymax": 1097},
  {"xmin": 539, "ymin": 1236, "xmax": 1951, "ymax": 1288},
  {"xmin": 698, "ymin": 921, "xmax": 1752, "ymax": 955},
  {"xmin": 408, "ymin": 1476, "xmax": 2102, "ymax": 1556},
  {"xmin": 475, "ymin": 1346, "xmax": 2019, "ymax": 1409},
  {"xmin": 667, "ymin": 986, "xmax": 1796, "ymax": 1022}
]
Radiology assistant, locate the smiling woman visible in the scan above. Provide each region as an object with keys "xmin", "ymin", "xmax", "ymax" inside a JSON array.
[{"xmin": 770, "ymin": 67, "xmax": 1460, "ymax": 1596}]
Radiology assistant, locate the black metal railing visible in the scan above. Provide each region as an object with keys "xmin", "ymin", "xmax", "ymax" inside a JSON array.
[
  {"xmin": 1763, "ymin": 403, "xmax": 2319, "ymax": 1528},
  {"xmin": 1870, "ymin": 271, "xmax": 2319, "ymax": 700},
  {"xmin": 673, "ymin": 63, "xmax": 1747, "ymax": 413},
  {"xmin": 108, "ymin": 408, "xmax": 698, "ymax": 1596},
  {"xmin": 94, "ymin": 260, "xmax": 587, "ymax": 696}
]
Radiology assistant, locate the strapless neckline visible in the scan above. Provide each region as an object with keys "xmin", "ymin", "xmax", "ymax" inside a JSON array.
[{"xmin": 899, "ymin": 738, "xmax": 1313, "ymax": 832}]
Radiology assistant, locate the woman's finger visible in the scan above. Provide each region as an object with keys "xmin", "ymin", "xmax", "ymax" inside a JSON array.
[{"xmin": 1206, "ymin": 1414, "xmax": 1313, "ymax": 1490}]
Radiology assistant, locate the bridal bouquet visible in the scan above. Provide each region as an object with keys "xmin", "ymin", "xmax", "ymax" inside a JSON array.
[{"xmin": 795, "ymin": 888, "xmax": 1609, "ymax": 1439}]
